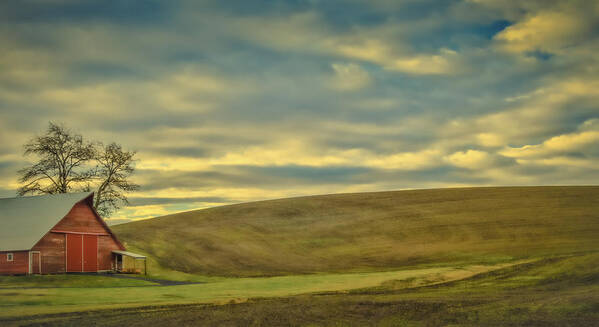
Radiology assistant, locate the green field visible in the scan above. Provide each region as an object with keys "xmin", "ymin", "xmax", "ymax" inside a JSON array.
[
  {"xmin": 2, "ymin": 254, "xmax": 597, "ymax": 326},
  {"xmin": 0, "ymin": 261, "xmax": 522, "ymax": 318},
  {"xmin": 1, "ymin": 186, "xmax": 598, "ymax": 326}
]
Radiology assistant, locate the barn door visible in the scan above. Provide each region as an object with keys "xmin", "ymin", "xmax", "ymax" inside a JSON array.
[
  {"xmin": 66, "ymin": 234, "xmax": 83, "ymax": 272},
  {"xmin": 30, "ymin": 252, "xmax": 41, "ymax": 274},
  {"xmin": 66, "ymin": 234, "xmax": 98, "ymax": 272},
  {"xmin": 83, "ymin": 235, "xmax": 98, "ymax": 272}
]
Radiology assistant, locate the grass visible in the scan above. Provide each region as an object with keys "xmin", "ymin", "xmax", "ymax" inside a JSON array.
[
  {"xmin": 2, "ymin": 253, "xmax": 597, "ymax": 326},
  {"xmin": 0, "ymin": 274, "xmax": 158, "ymax": 288},
  {"xmin": 0, "ymin": 261, "xmax": 518, "ymax": 319},
  {"xmin": 112, "ymin": 186, "xmax": 599, "ymax": 277}
]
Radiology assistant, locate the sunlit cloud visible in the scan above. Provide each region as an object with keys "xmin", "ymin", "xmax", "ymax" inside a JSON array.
[
  {"xmin": 138, "ymin": 143, "xmax": 443, "ymax": 171},
  {"xmin": 501, "ymin": 130, "xmax": 599, "ymax": 159},
  {"xmin": 444, "ymin": 150, "xmax": 494, "ymax": 170},
  {"xmin": 476, "ymin": 133, "xmax": 505, "ymax": 147},
  {"xmin": 494, "ymin": 10, "xmax": 589, "ymax": 54}
]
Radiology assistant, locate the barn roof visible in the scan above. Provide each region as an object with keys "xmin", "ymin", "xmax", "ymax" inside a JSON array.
[{"xmin": 0, "ymin": 192, "xmax": 94, "ymax": 251}]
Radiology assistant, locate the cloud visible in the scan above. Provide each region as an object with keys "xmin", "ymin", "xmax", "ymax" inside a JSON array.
[
  {"xmin": 328, "ymin": 63, "xmax": 372, "ymax": 91},
  {"xmin": 476, "ymin": 133, "xmax": 504, "ymax": 147},
  {"xmin": 444, "ymin": 150, "xmax": 494, "ymax": 169},
  {"xmin": 494, "ymin": 118, "xmax": 599, "ymax": 175},
  {"xmin": 388, "ymin": 49, "xmax": 459, "ymax": 74},
  {"xmin": 128, "ymin": 196, "xmax": 230, "ymax": 206},
  {"xmin": 579, "ymin": 118, "xmax": 599, "ymax": 131},
  {"xmin": 515, "ymin": 157, "xmax": 598, "ymax": 169},
  {"xmin": 387, "ymin": 49, "xmax": 457, "ymax": 74},
  {"xmin": 137, "ymin": 141, "xmax": 443, "ymax": 172},
  {"xmin": 34, "ymin": 66, "xmax": 254, "ymax": 115},
  {"xmin": 366, "ymin": 149, "xmax": 442, "ymax": 170},
  {"xmin": 229, "ymin": 11, "xmax": 461, "ymax": 75},
  {"xmin": 334, "ymin": 38, "xmax": 459, "ymax": 74},
  {"xmin": 494, "ymin": 10, "xmax": 588, "ymax": 54},
  {"xmin": 439, "ymin": 74, "xmax": 599, "ymax": 151},
  {"xmin": 501, "ymin": 130, "xmax": 599, "ymax": 159}
]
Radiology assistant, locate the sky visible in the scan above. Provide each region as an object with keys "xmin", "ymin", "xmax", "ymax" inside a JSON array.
[{"xmin": 1, "ymin": 0, "xmax": 598, "ymax": 224}]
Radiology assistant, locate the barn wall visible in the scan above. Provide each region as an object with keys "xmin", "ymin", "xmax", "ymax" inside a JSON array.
[
  {"xmin": 0, "ymin": 251, "xmax": 29, "ymax": 275},
  {"xmin": 51, "ymin": 201, "xmax": 110, "ymax": 234},
  {"xmin": 48, "ymin": 200, "xmax": 123, "ymax": 273},
  {"xmin": 32, "ymin": 232, "xmax": 66, "ymax": 274},
  {"xmin": 98, "ymin": 235, "xmax": 121, "ymax": 271}
]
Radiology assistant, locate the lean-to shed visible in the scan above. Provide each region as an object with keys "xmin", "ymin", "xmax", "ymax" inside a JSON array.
[{"xmin": 0, "ymin": 192, "xmax": 126, "ymax": 275}]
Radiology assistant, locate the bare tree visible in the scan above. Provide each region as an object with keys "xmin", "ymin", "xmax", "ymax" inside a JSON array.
[
  {"xmin": 18, "ymin": 122, "xmax": 140, "ymax": 218},
  {"xmin": 18, "ymin": 122, "xmax": 96, "ymax": 195},
  {"xmin": 94, "ymin": 142, "xmax": 140, "ymax": 217}
]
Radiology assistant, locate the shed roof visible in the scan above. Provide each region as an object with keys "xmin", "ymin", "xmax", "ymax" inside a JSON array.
[
  {"xmin": 112, "ymin": 250, "xmax": 146, "ymax": 259},
  {"xmin": 0, "ymin": 192, "xmax": 93, "ymax": 251}
]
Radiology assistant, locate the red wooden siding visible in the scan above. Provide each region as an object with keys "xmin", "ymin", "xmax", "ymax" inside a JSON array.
[
  {"xmin": 66, "ymin": 234, "xmax": 83, "ymax": 272},
  {"xmin": 83, "ymin": 235, "xmax": 98, "ymax": 272},
  {"xmin": 52, "ymin": 201, "xmax": 111, "ymax": 235},
  {"xmin": 31, "ymin": 252, "xmax": 41, "ymax": 274},
  {"xmin": 0, "ymin": 251, "xmax": 29, "ymax": 275},
  {"xmin": 98, "ymin": 235, "xmax": 121, "ymax": 271},
  {"xmin": 32, "ymin": 232, "xmax": 66, "ymax": 274}
]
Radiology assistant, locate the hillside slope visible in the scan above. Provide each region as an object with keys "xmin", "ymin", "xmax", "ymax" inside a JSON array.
[{"xmin": 112, "ymin": 186, "xmax": 599, "ymax": 277}]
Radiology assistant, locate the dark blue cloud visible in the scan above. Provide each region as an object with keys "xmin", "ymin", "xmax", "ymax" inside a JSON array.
[
  {"xmin": 479, "ymin": 20, "xmax": 512, "ymax": 39},
  {"xmin": 202, "ymin": 0, "xmax": 312, "ymax": 16},
  {"xmin": 69, "ymin": 62, "xmax": 142, "ymax": 80},
  {"xmin": 526, "ymin": 51, "xmax": 553, "ymax": 61},
  {"xmin": 387, "ymin": 0, "xmax": 460, "ymax": 21},
  {"xmin": 0, "ymin": 0, "xmax": 170, "ymax": 25},
  {"xmin": 407, "ymin": 19, "xmax": 512, "ymax": 52}
]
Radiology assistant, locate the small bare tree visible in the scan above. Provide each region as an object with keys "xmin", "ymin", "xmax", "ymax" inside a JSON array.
[
  {"xmin": 94, "ymin": 142, "xmax": 140, "ymax": 217},
  {"xmin": 18, "ymin": 122, "xmax": 96, "ymax": 195}
]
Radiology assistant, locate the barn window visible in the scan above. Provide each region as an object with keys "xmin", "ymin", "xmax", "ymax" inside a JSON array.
[{"xmin": 7, "ymin": 253, "xmax": 13, "ymax": 262}]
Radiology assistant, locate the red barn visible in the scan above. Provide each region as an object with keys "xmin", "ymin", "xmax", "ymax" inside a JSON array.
[{"xmin": 0, "ymin": 192, "xmax": 127, "ymax": 275}]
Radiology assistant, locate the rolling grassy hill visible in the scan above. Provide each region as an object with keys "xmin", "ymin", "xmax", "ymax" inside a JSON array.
[{"xmin": 112, "ymin": 186, "xmax": 599, "ymax": 277}]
